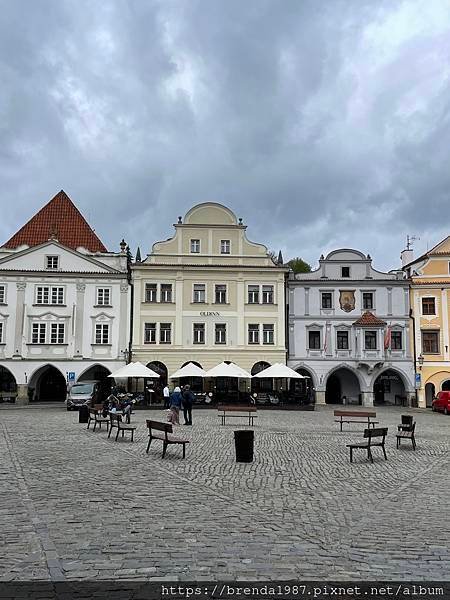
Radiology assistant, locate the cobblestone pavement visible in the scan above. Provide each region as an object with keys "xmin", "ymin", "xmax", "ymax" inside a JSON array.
[{"xmin": 0, "ymin": 405, "xmax": 448, "ymax": 581}]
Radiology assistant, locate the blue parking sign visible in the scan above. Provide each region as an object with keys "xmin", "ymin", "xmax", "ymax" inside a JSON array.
[
  {"xmin": 415, "ymin": 373, "xmax": 421, "ymax": 389},
  {"xmin": 68, "ymin": 372, "xmax": 75, "ymax": 382}
]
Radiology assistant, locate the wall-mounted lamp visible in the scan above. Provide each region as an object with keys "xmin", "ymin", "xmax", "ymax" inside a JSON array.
[{"xmin": 418, "ymin": 354, "xmax": 424, "ymax": 369}]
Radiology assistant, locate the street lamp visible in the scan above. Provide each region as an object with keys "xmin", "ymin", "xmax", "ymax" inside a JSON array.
[
  {"xmin": 418, "ymin": 354, "xmax": 424, "ymax": 369},
  {"xmin": 122, "ymin": 348, "xmax": 130, "ymax": 364}
]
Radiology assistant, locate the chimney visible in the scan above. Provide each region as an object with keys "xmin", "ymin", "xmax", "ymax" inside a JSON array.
[{"xmin": 401, "ymin": 248, "xmax": 413, "ymax": 267}]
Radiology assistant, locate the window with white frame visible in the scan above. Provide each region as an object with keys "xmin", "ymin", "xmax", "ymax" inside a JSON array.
[
  {"xmin": 220, "ymin": 240, "xmax": 230, "ymax": 254},
  {"xmin": 36, "ymin": 286, "xmax": 64, "ymax": 305},
  {"xmin": 422, "ymin": 297, "xmax": 436, "ymax": 315},
  {"xmin": 362, "ymin": 292, "xmax": 374, "ymax": 310},
  {"xmin": 160, "ymin": 323, "xmax": 172, "ymax": 344},
  {"xmin": 30, "ymin": 322, "xmax": 65, "ymax": 344},
  {"xmin": 46, "ymin": 255, "xmax": 59, "ymax": 270},
  {"xmin": 144, "ymin": 322, "xmax": 156, "ymax": 344},
  {"xmin": 337, "ymin": 330, "xmax": 349, "ymax": 350},
  {"xmin": 95, "ymin": 323, "xmax": 110, "ymax": 344},
  {"xmin": 422, "ymin": 330, "xmax": 439, "ymax": 354},
  {"xmin": 97, "ymin": 288, "xmax": 111, "ymax": 306},
  {"xmin": 0, "ymin": 322, "xmax": 3, "ymax": 343},
  {"xmin": 160, "ymin": 284, "xmax": 173, "ymax": 303},
  {"xmin": 248, "ymin": 324, "xmax": 259, "ymax": 344},
  {"xmin": 248, "ymin": 285, "xmax": 259, "ymax": 304},
  {"xmin": 190, "ymin": 239, "xmax": 201, "ymax": 253},
  {"xmin": 391, "ymin": 330, "xmax": 402, "ymax": 350},
  {"xmin": 193, "ymin": 284, "xmax": 206, "ymax": 303},
  {"xmin": 308, "ymin": 330, "xmax": 321, "ymax": 350},
  {"xmin": 31, "ymin": 323, "xmax": 46, "ymax": 344},
  {"xmin": 215, "ymin": 323, "xmax": 226, "ymax": 344},
  {"xmin": 145, "ymin": 283, "xmax": 157, "ymax": 303},
  {"xmin": 262, "ymin": 285, "xmax": 274, "ymax": 304},
  {"xmin": 0, "ymin": 285, "xmax": 5, "ymax": 304},
  {"xmin": 50, "ymin": 323, "xmax": 65, "ymax": 344},
  {"xmin": 193, "ymin": 323, "xmax": 205, "ymax": 344},
  {"xmin": 263, "ymin": 324, "xmax": 274, "ymax": 345},
  {"xmin": 215, "ymin": 284, "xmax": 227, "ymax": 304},
  {"xmin": 36, "ymin": 287, "xmax": 49, "ymax": 304},
  {"xmin": 364, "ymin": 330, "xmax": 377, "ymax": 350},
  {"xmin": 321, "ymin": 292, "xmax": 333, "ymax": 309}
]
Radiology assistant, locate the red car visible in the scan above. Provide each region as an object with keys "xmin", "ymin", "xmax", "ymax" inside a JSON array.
[{"xmin": 432, "ymin": 391, "xmax": 450, "ymax": 415}]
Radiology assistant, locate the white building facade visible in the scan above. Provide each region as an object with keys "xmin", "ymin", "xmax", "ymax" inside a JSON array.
[
  {"xmin": 0, "ymin": 191, "xmax": 130, "ymax": 405},
  {"xmin": 287, "ymin": 249, "xmax": 416, "ymax": 407}
]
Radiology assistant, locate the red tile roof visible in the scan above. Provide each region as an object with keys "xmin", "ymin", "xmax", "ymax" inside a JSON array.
[
  {"xmin": 353, "ymin": 311, "xmax": 386, "ymax": 327},
  {"xmin": 2, "ymin": 190, "xmax": 107, "ymax": 252}
]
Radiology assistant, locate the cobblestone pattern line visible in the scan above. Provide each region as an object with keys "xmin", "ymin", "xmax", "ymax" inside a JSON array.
[{"xmin": 0, "ymin": 406, "xmax": 448, "ymax": 581}]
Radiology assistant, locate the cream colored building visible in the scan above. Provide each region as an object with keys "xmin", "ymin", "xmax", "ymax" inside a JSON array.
[
  {"xmin": 131, "ymin": 203, "xmax": 288, "ymax": 394},
  {"xmin": 403, "ymin": 236, "xmax": 450, "ymax": 408}
]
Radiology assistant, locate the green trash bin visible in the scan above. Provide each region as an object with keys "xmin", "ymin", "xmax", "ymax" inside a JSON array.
[{"xmin": 234, "ymin": 430, "xmax": 254, "ymax": 463}]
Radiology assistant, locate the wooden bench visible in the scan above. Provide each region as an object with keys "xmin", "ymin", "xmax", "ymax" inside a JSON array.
[
  {"xmin": 347, "ymin": 427, "xmax": 388, "ymax": 463},
  {"xmin": 108, "ymin": 412, "xmax": 136, "ymax": 442},
  {"xmin": 334, "ymin": 410, "xmax": 378, "ymax": 432},
  {"xmin": 87, "ymin": 407, "xmax": 110, "ymax": 432},
  {"xmin": 146, "ymin": 420, "xmax": 189, "ymax": 458},
  {"xmin": 218, "ymin": 405, "xmax": 257, "ymax": 426},
  {"xmin": 396, "ymin": 421, "xmax": 416, "ymax": 450}
]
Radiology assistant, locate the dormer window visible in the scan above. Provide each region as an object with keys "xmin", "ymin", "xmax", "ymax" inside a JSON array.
[
  {"xmin": 190, "ymin": 239, "xmax": 200, "ymax": 253},
  {"xmin": 46, "ymin": 255, "xmax": 59, "ymax": 270},
  {"xmin": 220, "ymin": 240, "xmax": 230, "ymax": 254},
  {"xmin": 341, "ymin": 266, "xmax": 350, "ymax": 278}
]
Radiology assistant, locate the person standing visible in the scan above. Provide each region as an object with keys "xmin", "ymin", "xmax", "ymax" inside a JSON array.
[
  {"xmin": 182, "ymin": 385, "xmax": 195, "ymax": 425},
  {"xmin": 163, "ymin": 384, "xmax": 170, "ymax": 408},
  {"xmin": 169, "ymin": 386, "xmax": 182, "ymax": 425}
]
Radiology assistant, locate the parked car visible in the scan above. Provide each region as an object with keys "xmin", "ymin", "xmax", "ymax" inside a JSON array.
[
  {"xmin": 66, "ymin": 381, "xmax": 101, "ymax": 411},
  {"xmin": 432, "ymin": 391, "xmax": 450, "ymax": 415}
]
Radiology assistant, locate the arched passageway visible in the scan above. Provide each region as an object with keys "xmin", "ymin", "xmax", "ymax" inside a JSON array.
[
  {"xmin": 425, "ymin": 382, "xmax": 435, "ymax": 408},
  {"xmin": 289, "ymin": 367, "xmax": 314, "ymax": 406},
  {"xmin": 251, "ymin": 361, "xmax": 271, "ymax": 394},
  {"xmin": 30, "ymin": 366, "xmax": 66, "ymax": 402},
  {"xmin": 0, "ymin": 366, "xmax": 17, "ymax": 403},
  {"xmin": 145, "ymin": 361, "xmax": 168, "ymax": 404},
  {"xmin": 326, "ymin": 368, "xmax": 360, "ymax": 405},
  {"xmin": 441, "ymin": 380, "xmax": 450, "ymax": 391},
  {"xmin": 77, "ymin": 365, "xmax": 112, "ymax": 401},
  {"xmin": 373, "ymin": 370, "xmax": 407, "ymax": 406}
]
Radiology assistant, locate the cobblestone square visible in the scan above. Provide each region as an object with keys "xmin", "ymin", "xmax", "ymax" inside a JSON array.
[{"xmin": 0, "ymin": 405, "xmax": 449, "ymax": 581}]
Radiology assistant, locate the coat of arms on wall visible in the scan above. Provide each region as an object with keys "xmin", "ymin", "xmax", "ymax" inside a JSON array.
[{"xmin": 339, "ymin": 290, "xmax": 356, "ymax": 312}]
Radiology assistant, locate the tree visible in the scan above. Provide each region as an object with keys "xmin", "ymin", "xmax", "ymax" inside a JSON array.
[{"xmin": 287, "ymin": 257, "xmax": 312, "ymax": 273}]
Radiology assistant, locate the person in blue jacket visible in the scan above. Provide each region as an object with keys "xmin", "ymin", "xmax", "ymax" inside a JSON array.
[
  {"xmin": 168, "ymin": 386, "xmax": 182, "ymax": 425},
  {"xmin": 182, "ymin": 385, "xmax": 195, "ymax": 425}
]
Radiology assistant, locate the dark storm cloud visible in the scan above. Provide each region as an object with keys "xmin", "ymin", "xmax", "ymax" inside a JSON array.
[{"xmin": 1, "ymin": 0, "xmax": 449, "ymax": 269}]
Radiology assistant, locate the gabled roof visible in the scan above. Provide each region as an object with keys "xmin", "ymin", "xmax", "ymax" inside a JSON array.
[
  {"xmin": 403, "ymin": 235, "xmax": 450, "ymax": 268},
  {"xmin": 2, "ymin": 190, "xmax": 107, "ymax": 252},
  {"xmin": 353, "ymin": 311, "xmax": 386, "ymax": 327}
]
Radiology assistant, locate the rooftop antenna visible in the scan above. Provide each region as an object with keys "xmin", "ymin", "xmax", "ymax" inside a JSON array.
[{"xmin": 406, "ymin": 234, "xmax": 419, "ymax": 250}]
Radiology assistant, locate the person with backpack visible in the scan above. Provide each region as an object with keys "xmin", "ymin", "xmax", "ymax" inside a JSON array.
[{"xmin": 182, "ymin": 384, "xmax": 195, "ymax": 425}]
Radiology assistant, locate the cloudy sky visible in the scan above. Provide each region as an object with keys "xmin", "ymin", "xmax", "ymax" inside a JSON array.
[{"xmin": 1, "ymin": 0, "xmax": 449, "ymax": 270}]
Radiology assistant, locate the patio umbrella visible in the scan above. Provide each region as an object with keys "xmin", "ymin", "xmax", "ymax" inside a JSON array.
[
  {"xmin": 108, "ymin": 361, "xmax": 160, "ymax": 398},
  {"xmin": 170, "ymin": 362, "xmax": 207, "ymax": 379},
  {"xmin": 252, "ymin": 363, "xmax": 305, "ymax": 379},
  {"xmin": 205, "ymin": 362, "xmax": 252, "ymax": 402},
  {"xmin": 205, "ymin": 361, "xmax": 252, "ymax": 378},
  {"xmin": 108, "ymin": 361, "xmax": 160, "ymax": 379}
]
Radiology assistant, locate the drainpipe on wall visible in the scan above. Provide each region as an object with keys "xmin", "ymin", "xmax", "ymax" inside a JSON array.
[{"xmin": 410, "ymin": 307, "xmax": 418, "ymax": 407}]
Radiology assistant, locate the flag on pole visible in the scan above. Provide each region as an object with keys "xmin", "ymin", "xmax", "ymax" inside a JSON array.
[{"xmin": 384, "ymin": 325, "xmax": 391, "ymax": 350}]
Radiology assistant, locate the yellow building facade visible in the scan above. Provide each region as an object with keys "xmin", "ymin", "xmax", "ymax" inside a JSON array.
[
  {"xmin": 131, "ymin": 203, "xmax": 288, "ymax": 390},
  {"xmin": 404, "ymin": 237, "xmax": 450, "ymax": 408}
]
